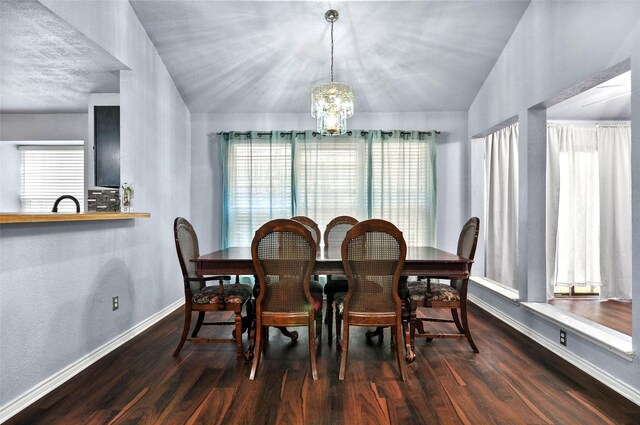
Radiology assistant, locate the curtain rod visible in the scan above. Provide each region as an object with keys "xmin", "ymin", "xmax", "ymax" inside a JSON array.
[{"xmin": 217, "ymin": 130, "xmax": 441, "ymax": 137}]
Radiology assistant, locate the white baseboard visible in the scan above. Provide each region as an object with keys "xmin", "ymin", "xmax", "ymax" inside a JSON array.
[
  {"xmin": 0, "ymin": 299, "xmax": 184, "ymax": 424},
  {"xmin": 469, "ymin": 294, "xmax": 640, "ymax": 407}
]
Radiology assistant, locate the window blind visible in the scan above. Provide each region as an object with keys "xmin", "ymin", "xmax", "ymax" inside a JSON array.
[
  {"xmin": 222, "ymin": 130, "xmax": 438, "ymax": 248},
  {"xmin": 20, "ymin": 146, "xmax": 84, "ymax": 213},
  {"xmin": 370, "ymin": 132, "xmax": 437, "ymax": 247},
  {"xmin": 295, "ymin": 134, "xmax": 368, "ymax": 235},
  {"xmin": 227, "ymin": 137, "xmax": 292, "ymax": 247}
]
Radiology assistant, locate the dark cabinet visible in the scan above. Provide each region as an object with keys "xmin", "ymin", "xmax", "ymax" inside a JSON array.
[{"xmin": 94, "ymin": 105, "xmax": 120, "ymax": 188}]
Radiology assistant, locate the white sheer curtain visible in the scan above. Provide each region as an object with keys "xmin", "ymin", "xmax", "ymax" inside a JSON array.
[
  {"xmin": 547, "ymin": 124, "xmax": 601, "ymax": 294},
  {"xmin": 598, "ymin": 124, "xmax": 632, "ymax": 298},
  {"xmin": 484, "ymin": 123, "xmax": 519, "ymax": 289},
  {"xmin": 546, "ymin": 122, "xmax": 631, "ymax": 299}
]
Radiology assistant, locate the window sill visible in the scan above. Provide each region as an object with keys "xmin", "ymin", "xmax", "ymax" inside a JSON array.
[
  {"xmin": 0, "ymin": 212, "xmax": 150, "ymax": 224},
  {"xmin": 470, "ymin": 276, "xmax": 520, "ymax": 303},
  {"xmin": 521, "ymin": 302, "xmax": 633, "ymax": 361}
]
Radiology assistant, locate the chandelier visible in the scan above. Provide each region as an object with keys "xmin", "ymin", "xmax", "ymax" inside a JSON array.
[{"xmin": 311, "ymin": 9, "xmax": 354, "ymax": 136}]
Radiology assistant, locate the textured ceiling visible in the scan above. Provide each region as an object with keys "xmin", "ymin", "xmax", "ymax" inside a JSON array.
[
  {"xmin": 129, "ymin": 0, "xmax": 531, "ymax": 113},
  {"xmin": 0, "ymin": 0, "xmax": 126, "ymax": 113},
  {"xmin": 547, "ymin": 71, "xmax": 631, "ymax": 121}
]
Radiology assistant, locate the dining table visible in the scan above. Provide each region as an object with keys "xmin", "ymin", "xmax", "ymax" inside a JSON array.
[
  {"xmin": 196, "ymin": 246, "xmax": 472, "ymax": 279},
  {"xmin": 195, "ymin": 246, "xmax": 472, "ymax": 361}
]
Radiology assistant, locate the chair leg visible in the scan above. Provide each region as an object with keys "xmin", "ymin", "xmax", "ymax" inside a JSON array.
[
  {"xmin": 278, "ymin": 327, "xmax": 299, "ymax": 341},
  {"xmin": 234, "ymin": 309, "xmax": 243, "ymax": 358},
  {"xmin": 191, "ymin": 311, "xmax": 205, "ymax": 337},
  {"xmin": 339, "ymin": 319, "xmax": 349, "ymax": 380},
  {"xmin": 245, "ymin": 321, "xmax": 256, "ymax": 360},
  {"xmin": 451, "ymin": 308, "xmax": 464, "ymax": 334},
  {"xmin": 309, "ymin": 315, "xmax": 318, "ymax": 380},
  {"xmin": 315, "ymin": 310, "xmax": 322, "ymax": 349},
  {"xmin": 326, "ymin": 293, "xmax": 334, "ymax": 346},
  {"xmin": 263, "ymin": 326, "xmax": 269, "ymax": 352},
  {"xmin": 335, "ymin": 309, "xmax": 342, "ymax": 351},
  {"xmin": 173, "ymin": 307, "xmax": 192, "ymax": 356},
  {"xmin": 313, "ymin": 294, "xmax": 322, "ymax": 347},
  {"xmin": 393, "ymin": 324, "xmax": 407, "ymax": 381},
  {"xmin": 460, "ymin": 302, "xmax": 479, "ymax": 353},
  {"xmin": 325, "ymin": 293, "xmax": 334, "ymax": 325},
  {"xmin": 250, "ymin": 323, "xmax": 263, "ymax": 380},
  {"xmin": 407, "ymin": 300, "xmax": 417, "ymax": 363}
]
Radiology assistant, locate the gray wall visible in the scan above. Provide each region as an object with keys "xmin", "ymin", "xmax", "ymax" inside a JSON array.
[
  {"xmin": 0, "ymin": 0, "xmax": 190, "ymax": 408},
  {"xmin": 0, "ymin": 143, "xmax": 20, "ymax": 211},
  {"xmin": 0, "ymin": 113, "xmax": 88, "ymax": 212},
  {"xmin": 190, "ymin": 111, "xmax": 468, "ymax": 254},
  {"xmin": 0, "ymin": 113, "xmax": 87, "ymax": 141},
  {"xmin": 468, "ymin": 1, "xmax": 640, "ymax": 394}
]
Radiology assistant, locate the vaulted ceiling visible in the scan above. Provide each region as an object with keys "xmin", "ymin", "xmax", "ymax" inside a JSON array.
[
  {"xmin": 2, "ymin": 1, "xmax": 632, "ymax": 120},
  {"xmin": 129, "ymin": 0, "xmax": 531, "ymax": 114}
]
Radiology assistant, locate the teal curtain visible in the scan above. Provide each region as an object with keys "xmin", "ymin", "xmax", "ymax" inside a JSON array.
[
  {"xmin": 221, "ymin": 130, "xmax": 437, "ymax": 247},
  {"xmin": 220, "ymin": 131, "xmax": 294, "ymax": 248},
  {"xmin": 369, "ymin": 130, "xmax": 437, "ymax": 247}
]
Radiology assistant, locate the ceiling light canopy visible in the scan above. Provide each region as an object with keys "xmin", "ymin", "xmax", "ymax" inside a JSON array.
[{"xmin": 311, "ymin": 9, "xmax": 354, "ymax": 136}]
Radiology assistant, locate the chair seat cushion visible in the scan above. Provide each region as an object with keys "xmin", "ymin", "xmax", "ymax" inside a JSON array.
[
  {"xmin": 407, "ymin": 280, "xmax": 460, "ymax": 303},
  {"xmin": 193, "ymin": 283, "xmax": 252, "ymax": 304},
  {"xmin": 335, "ymin": 292, "xmax": 347, "ymax": 316},
  {"xmin": 309, "ymin": 279, "xmax": 323, "ymax": 294},
  {"xmin": 324, "ymin": 277, "xmax": 348, "ymax": 295}
]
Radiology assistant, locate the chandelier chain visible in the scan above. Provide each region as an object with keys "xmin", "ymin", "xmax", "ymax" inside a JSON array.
[{"xmin": 330, "ymin": 20, "xmax": 334, "ymax": 82}]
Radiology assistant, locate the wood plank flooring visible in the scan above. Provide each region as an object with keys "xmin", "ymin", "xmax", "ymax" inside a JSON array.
[
  {"xmin": 549, "ymin": 298, "xmax": 632, "ymax": 335},
  {"xmin": 6, "ymin": 304, "xmax": 640, "ymax": 424}
]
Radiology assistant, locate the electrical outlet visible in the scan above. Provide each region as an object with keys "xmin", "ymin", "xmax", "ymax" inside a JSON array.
[
  {"xmin": 112, "ymin": 296, "xmax": 119, "ymax": 311},
  {"xmin": 560, "ymin": 329, "xmax": 567, "ymax": 346}
]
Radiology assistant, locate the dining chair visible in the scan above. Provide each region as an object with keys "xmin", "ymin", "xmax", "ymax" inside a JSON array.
[
  {"xmin": 173, "ymin": 217, "xmax": 253, "ymax": 357},
  {"xmin": 406, "ymin": 217, "xmax": 480, "ymax": 358},
  {"xmin": 291, "ymin": 216, "xmax": 324, "ymax": 345},
  {"xmin": 337, "ymin": 219, "xmax": 407, "ymax": 381},
  {"xmin": 323, "ymin": 215, "xmax": 358, "ymax": 345},
  {"xmin": 250, "ymin": 218, "xmax": 319, "ymax": 380}
]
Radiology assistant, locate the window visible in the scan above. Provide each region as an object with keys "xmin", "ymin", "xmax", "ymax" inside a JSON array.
[
  {"xmin": 295, "ymin": 134, "xmax": 368, "ymax": 230},
  {"xmin": 224, "ymin": 134, "xmax": 292, "ymax": 247},
  {"xmin": 221, "ymin": 130, "xmax": 437, "ymax": 248},
  {"xmin": 20, "ymin": 145, "xmax": 84, "ymax": 213},
  {"xmin": 547, "ymin": 122, "xmax": 631, "ymax": 299},
  {"xmin": 370, "ymin": 132, "xmax": 437, "ymax": 247}
]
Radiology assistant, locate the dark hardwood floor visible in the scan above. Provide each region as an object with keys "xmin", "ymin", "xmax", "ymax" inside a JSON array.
[
  {"xmin": 549, "ymin": 298, "xmax": 632, "ymax": 336},
  {"xmin": 7, "ymin": 304, "xmax": 640, "ymax": 424}
]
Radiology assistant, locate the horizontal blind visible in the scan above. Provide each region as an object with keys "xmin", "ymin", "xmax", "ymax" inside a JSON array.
[
  {"xmin": 20, "ymin": 146, "xmax": 84, "ymax": 213},
  {"xmin": 295, "ymin": 134, "xmax": 368, "ymax": 237},
  {"xmin": 227, "ymin": 137, "xmax": 292, "ymax": 247},
  {"xmin": 370, "ymin": 132, "xmax": 436, "ymax": 247}
]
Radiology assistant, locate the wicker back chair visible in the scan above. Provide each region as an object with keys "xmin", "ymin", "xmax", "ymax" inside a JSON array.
[
  {"xmin": 323, "ymin": 215, "xmax": 358, "ymax": 345},
  {"xmin": 173, "ymin": 217, "xmax": 253, "ymax": 357},
  {"xmin": 250, "ymin": 219, "xmax": 318, "ymax": 380},
  {"xmin": 291, "ymin": 216, "xmax": 324, "ymax": 344},
  {"xmin": 407, "ymin": 217, "xmax": 480, "ymax": 356},
  {"xmin": 337, "ymin": 219, "xmax": 407, "ymax": 381}
]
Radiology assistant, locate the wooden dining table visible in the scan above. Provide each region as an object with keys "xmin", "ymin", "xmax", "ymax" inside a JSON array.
[
  {"xmin": 196, "ymin": 246, "xmax": 472, "ymax": 279},
  {"xmin": 195, "ymin": 246, "xmax": 472, "ymax": 361}
]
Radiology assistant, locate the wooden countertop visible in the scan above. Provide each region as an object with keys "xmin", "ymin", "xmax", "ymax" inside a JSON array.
[{"xmin": 0, "ymin": 212, "xmax": 150, "ymax": 224}]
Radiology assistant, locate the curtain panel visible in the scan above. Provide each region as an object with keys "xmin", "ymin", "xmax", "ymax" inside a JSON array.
[
  {"xmin": 546, "ymin": 122, "xmax": 631, "ymax": 299},
  {"xmin": 484, "ymin": 123, "xmax": 519, "ymax": 289},
  {"xmin": 221, "ymin": 130, "xmax": 437, "ymax": 248}
]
